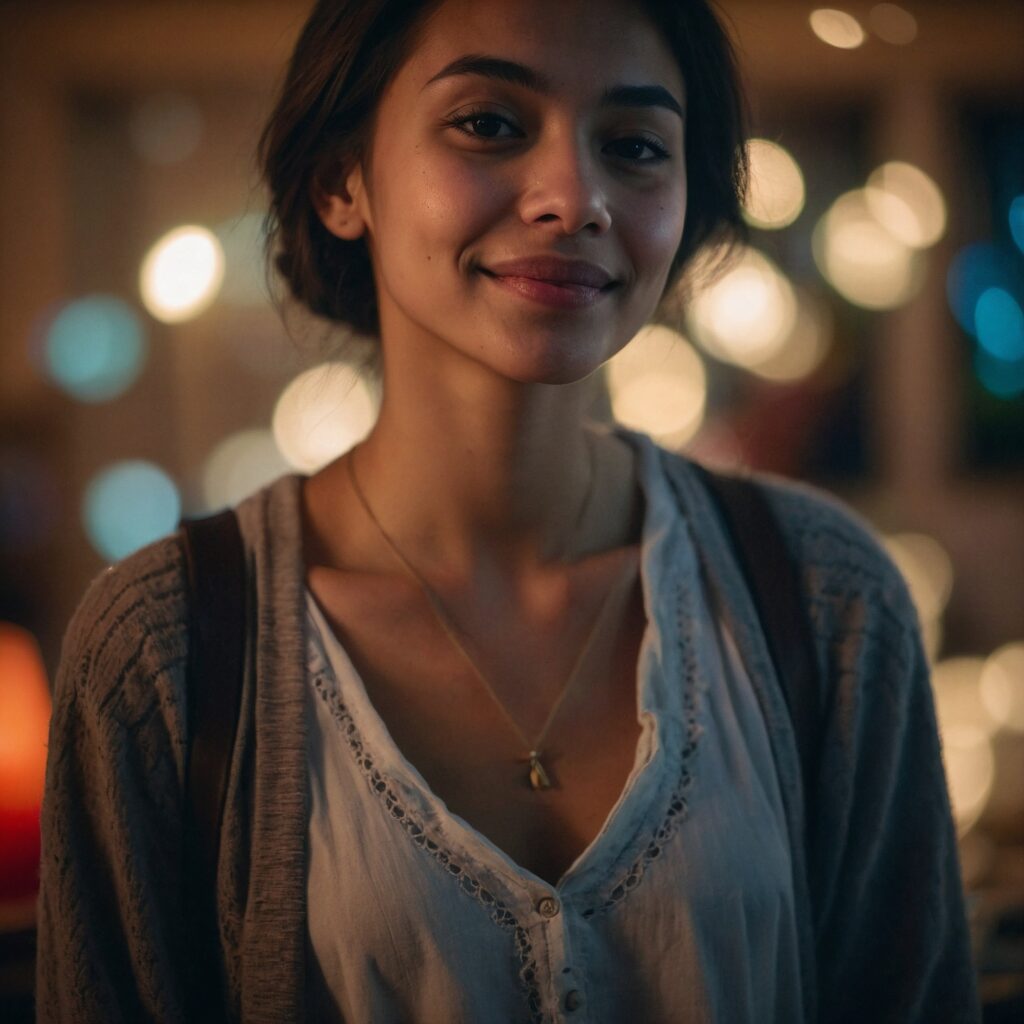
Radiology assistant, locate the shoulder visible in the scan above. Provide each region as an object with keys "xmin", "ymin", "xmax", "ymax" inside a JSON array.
[
  {"xmin": 57, "ymin": 532, "xmax": 190, "ymax": 732},
  {"xmin": 658, "ymin": 446, "xmax": 920, "ymax": 654}
]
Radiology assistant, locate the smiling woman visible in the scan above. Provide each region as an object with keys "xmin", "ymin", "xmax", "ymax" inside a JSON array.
[{"xmin": 36, "ymin": 1, "xmax": 979, "ymax": 1023}]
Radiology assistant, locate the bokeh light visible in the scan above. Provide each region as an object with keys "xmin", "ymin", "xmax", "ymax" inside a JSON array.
[
  {"xmin": 273, "ymin": 363, "xmax": 379, "ymax": 473},
  {"xmin": 743, "ymin": 139, "xmax": 806, "ymax": 230},
  {"xmin": 1011, "ymin": 196, "xmax": 1024, "ymax": 253},
  {"xmin": 868, "ymin": 3, "xmax": 918, "ymax": 45},
  {"xmin": 215, "ymin": 212, "xmax": 270, "ymax": 308},
  {"xmin": 687, "ymin": 248, "xmax": 798, "ymax": 368},
  {"xmin": 0, "ymin": 624, "xmax": 50, "ymax": 812},
  {"xmin": 129, "ymin": 93, "xmax": 203, "ymax": 165},
  {"xmin": 809, "ymin": 9, "xmax": 866, "ymax": 49},
  {"xmin": 865, "ymin": 161, "xmax": 947, "ymax": 249},
  {"xmin": 140, "ymin": 225, "xmax": 225, "ymax": 323},
  {"xmin": 42, "ymin": 296, "xmax": 146, "ymax": 402},
  {"xmin": 974, "ymin": 287, "xmax": 1024, "ymax": 363},
  {"xmin": 931, "ymin": 657, "xmax": 999, "ymax": 833},
  {"xmin": 974, "ymin": 349, "xmax": 1024, "ymax": 399},
  {"xmin": 884, "ymin": 531, "xmax": 955, "ymax": 625},
  {"xmin": 0, "ymin": 623, "xmax": 50, "ymax": 904},
  {"xmin": 748, "ymin": 289, "xmax": 833, "ymax": 383},
  {"xmin": 980, "ymin": 642, "xmax": 1024, "ymax": 734},
  {"xmin": 942, "ymin": 725, "xmax": 996, "ymax": 836},
  {"xmin": 83, "ymin": 460, "xmax": 181, "ymax": 561},
  {"xmin": 813, "ymin": 189, "xmax": 924, "ymax": 309},
  {"xmin": 201, "ymin": 428, "xmax": 292, "ymax": 511},
  {"xmin": 946, "ymin": 243, "xmax": 1019, "ymax": 337},
  {"xmin": 607, "ymin": 324, "xmax": 707, "ymax": 447}
]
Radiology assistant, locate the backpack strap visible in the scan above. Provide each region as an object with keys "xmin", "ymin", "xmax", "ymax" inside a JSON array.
[
  {"xmin": 688, "ymin": 462, "xmax": 822, "ymax": 847},
  {"xmin": 179, "ymin": 509, "xmax": 247, "ymax": 1023}
]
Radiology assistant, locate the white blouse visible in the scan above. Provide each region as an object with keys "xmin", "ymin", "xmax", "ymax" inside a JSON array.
[{"xmin": 303, "ymin": 428, "xmax": 804, "ymax": 1023}]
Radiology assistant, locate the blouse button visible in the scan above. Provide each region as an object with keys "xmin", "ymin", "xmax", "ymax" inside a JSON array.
[
  {"xmin": 564, "ymin": 989, "xmax": 584, "ymax": 1012},
  {"xmin": 536, "ymin": 896, "xmax": 560, "ymax": 918}
]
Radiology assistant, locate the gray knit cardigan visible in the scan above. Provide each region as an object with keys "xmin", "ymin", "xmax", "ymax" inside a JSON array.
[{"xmin": 36, "ymin": 451, "xmax": 980, "ymax": 1023}]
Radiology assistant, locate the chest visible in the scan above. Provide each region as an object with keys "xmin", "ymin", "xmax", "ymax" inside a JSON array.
[{"xmin": 309, "ymin": 562, "xmax": 649, "ymax": 886}]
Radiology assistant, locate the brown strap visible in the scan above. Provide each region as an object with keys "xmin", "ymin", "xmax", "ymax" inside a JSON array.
[
  {"xmin": 688, "ymin": 462, "xmax": 822, "ymax": 847},
  {"xmin": 180, "ymin": 509, "xmax": 247, "ymax": 1023}
]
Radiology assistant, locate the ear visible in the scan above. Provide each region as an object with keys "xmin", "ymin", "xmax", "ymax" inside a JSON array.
[{"xmin": 313, "ymin": 162, "xmax": 371, "ymax": 241}]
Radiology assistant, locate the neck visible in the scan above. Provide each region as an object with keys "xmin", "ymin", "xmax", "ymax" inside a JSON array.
[{"xmin": 354, "ymin": 370, "xmax": 599, "ymax": 581}]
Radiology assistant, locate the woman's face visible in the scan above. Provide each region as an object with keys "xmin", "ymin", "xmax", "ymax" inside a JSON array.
[{"xmin": 327, "ymin": 0, "xmax": 688, "ymax": 385}]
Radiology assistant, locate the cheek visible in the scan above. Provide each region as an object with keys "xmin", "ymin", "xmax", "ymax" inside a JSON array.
[
  {"xmin": 627, "ymin": 184, "xmax": 688, "ymax": 279},
  {"xmin": 377, "ymin": 150, "xmax": 510, "ymax": 258}
]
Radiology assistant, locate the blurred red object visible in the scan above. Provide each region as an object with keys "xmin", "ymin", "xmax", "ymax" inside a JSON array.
[{"xmin": 0, "ymin": 623, "xmax": 51, "ymax": 905}]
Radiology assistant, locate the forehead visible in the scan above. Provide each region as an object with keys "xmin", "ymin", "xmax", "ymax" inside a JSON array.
[{"xmin": 401, "ymin": 0, "xmax": 685, "ymax": 101}]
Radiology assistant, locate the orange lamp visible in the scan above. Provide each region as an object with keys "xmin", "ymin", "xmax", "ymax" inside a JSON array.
[{"xmin": 0, "ymin": 623, "xmax": 52, "ymax": 908}]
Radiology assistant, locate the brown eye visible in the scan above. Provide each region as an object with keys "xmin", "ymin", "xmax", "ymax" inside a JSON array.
[
  {"xmin": 446, "ymin": 108, "xmax": 522, "ymax": 141},
  {"xmin": 606, "ymin": 136, "xmax": 670, "ymax": 163}
]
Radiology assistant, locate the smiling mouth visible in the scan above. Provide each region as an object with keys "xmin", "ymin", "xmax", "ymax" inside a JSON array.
[{"xmin": 478, "ymin": 269, "xmax": 617, "ymax": 310}]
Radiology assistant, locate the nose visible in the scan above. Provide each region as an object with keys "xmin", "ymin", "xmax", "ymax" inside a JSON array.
[{"xmin": 517, "ymin": 134, "xmax": 612, "ymax": 235}]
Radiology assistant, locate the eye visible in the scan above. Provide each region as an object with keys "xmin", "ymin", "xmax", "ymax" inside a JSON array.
[
  {"xmin": 445, "ymin": 108, "xmax": 522, "ymax": 141},
  {"xmin": 605, "ymin": 136, "xmax": 671, "ymax": 164}
]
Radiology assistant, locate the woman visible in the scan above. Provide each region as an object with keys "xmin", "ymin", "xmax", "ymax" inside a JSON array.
[{"xmin": 36, "ymin": 0, "xmax": 979, "ymax": 1021}]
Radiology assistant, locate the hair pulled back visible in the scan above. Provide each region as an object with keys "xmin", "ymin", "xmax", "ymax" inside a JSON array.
[{"xmin": 258, "ymin": 0, "xmax": 749, "ymax": 345}]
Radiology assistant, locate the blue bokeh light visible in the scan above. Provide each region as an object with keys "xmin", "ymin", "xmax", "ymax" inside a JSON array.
[
  {"xmin": 44, "ymin": 296, "xmax": 146, "ymax": 402},
  {"xmin": 1011, "ymin": 195, "xmax": 1024, "ymax": 254},
  {"xmin": 946, "ymin": 244, "xmax": 1019, "ymax": 338},
  {"xmin": 974, "ymin": 349, "xmax": 1024, "ymax": 400},
  {"xmin": 975, "ymin": 287, "xmax": 1024, "ymax": 362},
  {"xmin": 83, "ymin": 460, "xmax": 180, "ymax": 561}
]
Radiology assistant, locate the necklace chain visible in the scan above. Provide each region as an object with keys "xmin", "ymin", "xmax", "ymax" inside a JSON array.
[{"xmin": 345, "ymin": 433, "xmax": 627, "ymax": 789}]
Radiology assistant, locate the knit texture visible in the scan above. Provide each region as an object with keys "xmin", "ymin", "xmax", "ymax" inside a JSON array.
[{"xmin": 35, "ymin": 448, "xmax": 980, "ymax": 1023}]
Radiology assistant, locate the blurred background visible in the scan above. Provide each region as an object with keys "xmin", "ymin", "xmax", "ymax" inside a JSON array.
[{"xmin": 1, "ymin": 0, "xmax": 1022, "ymax": 1018}]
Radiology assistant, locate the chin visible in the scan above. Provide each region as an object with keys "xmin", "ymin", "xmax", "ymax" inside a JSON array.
[{"xmin": 485, "ymin": 328, "xmax": 611, "ymax": 386}]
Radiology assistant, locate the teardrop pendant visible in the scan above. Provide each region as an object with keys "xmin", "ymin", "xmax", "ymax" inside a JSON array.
[{"xmin": 527, "ymin": 750, "xmax": 552, "ymax": 791}]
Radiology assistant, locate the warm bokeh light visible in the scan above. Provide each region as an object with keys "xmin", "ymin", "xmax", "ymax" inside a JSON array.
[
  {"xmin": 933, "ymin": 657, "xmax": 997, "ymax": 737},
  {"xmin": 813, "ymin": 189, "xmax": 923, "ymax": 309},
  {"xmin": 140, "ymin": 225, "xmax": 225, "ymax": 323},
  {"xmin": 201, "ymin": 428, "xmax": 292, "ymax": 511},
  {"xmin": 0, "ymin": 624, "xmax": 50, "ymax": 813},
  {"xmin": 865, "ymin": 161, "xmax": 947, "ymax": 249},
  {"xmin": 809, "ymin": 8, "xmax": 866, "ymax": 49},
  {"xmin": 868, "ymin": 3, "xmax": 918, "ymax": 45},
  {"xmin": 931, "ymin": 657, "xmax": 999, "ymax": 832},
  {"xmin": 0, "ymin": 623, "xmax": 51, "ymax": 904},
  {"xmin": 884, "ymin": 531, "xmax": 955, "ymax": 625},
  {"xmin": 215, "ymin": 212, "xmax": 270, "ymax": 308},
  {"xmin": 42, "ymin": 296, "xmax": 147, "ymax": 402},
  {"xmin": 273, "ymin": 362, "xmax": 379, "ymax": 473},
  {"xmin": 980, "ymin": 642, "xmax": 1024, "ymax": 734},
  {"xmin": 129, "ymin": 92, "xmax": 203, "ymax": 165},
  {"xmin": 748, "ymin": 289, "xmax": 833, "ymax": 383},
  {"xmin": 607, "ymin": 324, "xmax": 707, "ymax": 447},
  {"xmin": 83, "ymin": 460, "xmax": 181, "ymax": 561},
  {"xmin": 743, "ymin": 139, "xmax": 806, "ymax": 230},
  {"xmin": 974, "ymin": 287, "xmax": 1024, "ymax": 363},
  {"xmin": 942, "ymin": 725, "xmax": 996, "ymax": 836},
  {"xmin": 687, "ymin": 248, "xmax": 798, "ymax": 368}
]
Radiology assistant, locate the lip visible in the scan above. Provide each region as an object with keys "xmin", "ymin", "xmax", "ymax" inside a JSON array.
[
  {"xmin": 482, "ymin": 256, "xmax": 616, "ymax": 289},
  {"xmin": 479, "ymin": 256, "xmax": 617, "ymax": 310}
]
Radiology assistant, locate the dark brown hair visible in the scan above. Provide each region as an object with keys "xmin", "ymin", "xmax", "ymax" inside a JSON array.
[{"xmin": 258, "ymin": 0, "xmax": 749, "ymax": 349}]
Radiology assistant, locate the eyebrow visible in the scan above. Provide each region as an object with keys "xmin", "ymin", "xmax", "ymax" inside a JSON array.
[{"xmin": 424, "ymin": 54, "xmax": 685, "ymax": 120}]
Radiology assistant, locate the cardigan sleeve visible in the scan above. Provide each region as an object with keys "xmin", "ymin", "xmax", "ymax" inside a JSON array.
[
  {"xmin": 769, "ymin": 485, "xmax": 981, "ymax": 1023},
  {"xmin": 35, "ymin": 536, "xmax": 193, "ymax": 1024}
]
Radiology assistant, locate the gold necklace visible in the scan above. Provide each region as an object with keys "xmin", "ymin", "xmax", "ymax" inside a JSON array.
[{"xmin": 346, "ymin": 433, "xmax": 628, "ymax": 791}]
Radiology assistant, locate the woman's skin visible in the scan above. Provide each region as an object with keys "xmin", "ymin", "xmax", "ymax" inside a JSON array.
[{"xmin": 302, "ymin": 0, "xmax": 689, "ymax": 883}]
